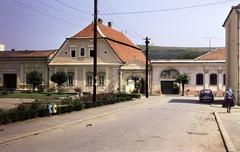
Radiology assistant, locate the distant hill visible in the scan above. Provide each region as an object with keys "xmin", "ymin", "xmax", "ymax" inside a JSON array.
[{"xmin": 138, "ymin": 45, "xmax": 215, "ymax": 60}]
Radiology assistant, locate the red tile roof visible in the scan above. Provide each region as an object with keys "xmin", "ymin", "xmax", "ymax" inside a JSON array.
[
  {"xmin": 71, "ymin": 23, "xmax": 145, "ymax": 64},
  {"xmin": 0, "ymin": 50, "xmax": 56, "ymax": 58},
  {"xmin": 106, "ymin": 39, "xmax": 145, "ymax": 63},
  {"xmin": 194, "ymin": 48, "xmax": 225, "ymax": 60}
]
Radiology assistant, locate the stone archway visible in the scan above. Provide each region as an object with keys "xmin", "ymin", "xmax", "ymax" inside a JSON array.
[{"xmin": 126, "ymin": 76, "xmax": 145, "ymax": 94}]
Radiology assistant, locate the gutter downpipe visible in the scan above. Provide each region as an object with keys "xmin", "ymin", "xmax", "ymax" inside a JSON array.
[
  {"xmin": 237, "ymin": 10, "xmax": 239, "ymax": 104},
  {"xmin": 119, "ymin": 65, "xmax": 123, "ymax": 92}
]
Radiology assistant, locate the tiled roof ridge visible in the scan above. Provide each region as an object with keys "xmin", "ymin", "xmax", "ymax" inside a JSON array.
[
  {"xmin": 105, "ymin": 38, "xmax": 140, "ymax": 50},
  {"xmin": 0, "ymin": 49, "xmax": 57, "ymax": 58},
  {"xmin": 4, "ymin": 49, "xmax": 57, "ymax": 52},
  {"xmin": 71, "ymin": 23, "xmax": 138, "ymax": 49},
  {"xmin": 194, "ymin": 48, "xmax": 224, "ymax": 60}
]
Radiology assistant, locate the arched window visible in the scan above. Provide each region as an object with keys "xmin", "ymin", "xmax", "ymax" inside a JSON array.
[
  {"xmin": 223, "ymin": 74, "xmax": 226, "ymax": 86},
  {"xmin": 210, "ymin": 74, "xmax": 217, "ymax": 85},
  {"xmin": 196, "ymin": 73, "xmax": 203, "ymax": 85}
]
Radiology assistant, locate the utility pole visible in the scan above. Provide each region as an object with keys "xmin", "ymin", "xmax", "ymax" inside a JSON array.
[
  {"xmin": 203, "ymin": 37, "xmax": 222, "ymax": 51},
  {"xmin": 145, "ymin": 37, "xmax": 150, "ymax": 98},
  {"xmin": 93, "ymin": 0, "xmax": 98, "ymax": 102}
]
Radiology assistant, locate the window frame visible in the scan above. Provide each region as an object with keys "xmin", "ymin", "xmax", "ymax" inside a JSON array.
[
  {"xmin": 223, "ymin": 74, "xmax": 226, "ymax": 86},
  {"xmin": 86, "ymin": 72, "xmax": 93, "ymax": 86},
  {"xmin": 89, "ymin": 48, "xmax": 94, "ymax": 57},
  {"xmin": 209, "ymin": 73, "xmax": 218, "ymax": 85},
  {"xmin": 196, "ymin": 73, "xmax": 203, "ymax": 85},
  {"xmin": 70, "ymin": 46, "xmax": 77, "ymax": 58},
  {"xmin": 98, "ymin": 72, "xmax": 105, "ymax": 86},
  {"xmin": 79, "ymin": 48, "xmax": 86, "ymax": 57}
]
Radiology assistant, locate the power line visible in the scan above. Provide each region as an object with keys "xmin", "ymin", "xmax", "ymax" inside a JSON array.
[
  {"xmin": 35, "ymin": 0, "xmax": 90, "ymax": 22},
  {"xmin": 99, "ymin": 0, "xmax": 144, "ymax": 40},
  {"xmin": 71, "ymin": 0, "xmax": 93, "ymax": 9},
  {"xmin": 104, "ymin": 0, "xmax": 144, "ymax": 39},
  {"xmin": 54, "ymin": 0, "xmax": 91, "ymax": 14},
  {"xmin": 13, "ymin": 0, "xmax": 84, "ymax": 27},
  {"xmin": 100, "ymin": 0, "xmax": 239, "ymax": 15}
]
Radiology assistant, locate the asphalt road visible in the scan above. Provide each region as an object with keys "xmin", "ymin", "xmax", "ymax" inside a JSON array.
[{"xmin": 0, "ymin": 96, "xmax": 225, "ymax": 152}]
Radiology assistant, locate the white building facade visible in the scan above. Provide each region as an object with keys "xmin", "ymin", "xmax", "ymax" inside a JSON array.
[{"xmin": 151, "ymin": 48, "xmax": 226, "ymax": 96}]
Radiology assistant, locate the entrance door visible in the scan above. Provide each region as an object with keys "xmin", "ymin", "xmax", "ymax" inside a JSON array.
[
  {"xmin": 161, "ymin": 81, "xmax": 174, "ymax": 94},
  {"xmin": 3, "ymin": 74, "xmax": 17, "ymax": 89}
]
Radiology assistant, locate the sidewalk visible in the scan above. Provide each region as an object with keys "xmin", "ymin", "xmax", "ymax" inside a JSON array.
[
  {"xmin": 213, "ymin": 105, "xmax": 240, "ymax": 152},
  {"xmin": 0, "ymin": 96, "xmax": 159, "ymax": 145}
]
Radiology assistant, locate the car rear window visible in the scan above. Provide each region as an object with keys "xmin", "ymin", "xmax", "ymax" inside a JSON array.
[{"xmin": 201, "ymin": 90, "xmax": 212, "ymax": 94}]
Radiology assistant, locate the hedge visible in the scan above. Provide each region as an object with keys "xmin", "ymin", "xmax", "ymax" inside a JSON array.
[{"xmin": 0, "ymin": 93, "xmax": 140, "ymax": 125}]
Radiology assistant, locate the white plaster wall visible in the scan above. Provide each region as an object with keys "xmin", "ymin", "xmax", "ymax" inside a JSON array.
[{"xmin": 151, "ymin": 62, "xmax": 225, "ymax": 95}]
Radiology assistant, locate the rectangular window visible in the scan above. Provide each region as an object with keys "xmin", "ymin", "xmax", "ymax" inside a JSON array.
[
  {"xmin": 71, "ymin": 50, "xmax": 76, "ymax": 58},
  {"xmin": 98, "ymin": 75, "xmax": 105, "ymax": 85},
  {"xmin": 68, "ymin": 75, "xmax": 73, "ymax": 85},
  {"xmin": 90, "ymin": 49, "xmax": 94, "ymax": 57},
  {"xmin": 87, "ymin": 74, "xmax": 93, "ymax": 85},
  {"xmin": 70, "ymin": 47, "xmax": 77, "ymax": 58},
  {"xmin": 80, "ymin": 48, "xmax": 85, "ymax": 57}
]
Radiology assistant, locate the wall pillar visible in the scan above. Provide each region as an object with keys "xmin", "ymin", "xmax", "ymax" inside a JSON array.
[
  {"xmin": 74, "ymin": 67, "xmax": 78, "ymax": 87},
  {"xmin": 204, "ymin": 69, "xmax": 209, "ymax": 89}
]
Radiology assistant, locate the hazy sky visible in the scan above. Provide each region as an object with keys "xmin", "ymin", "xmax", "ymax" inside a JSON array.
[{"xmin": 0, "ymin": 0, "xmax": 239, "ymax": 50}]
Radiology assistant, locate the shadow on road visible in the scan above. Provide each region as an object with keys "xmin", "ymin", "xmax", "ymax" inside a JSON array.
[{"xmin": 169, "ymin": 99, "xmax": 224, "ymax": 105}]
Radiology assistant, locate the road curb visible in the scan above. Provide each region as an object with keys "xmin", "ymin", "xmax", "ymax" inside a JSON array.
[
  {"xmin": 213, "ymin": 112, "xmax": 236, "ymax": 152},
  {"xmin": 0, "ymin": 109, "xmax": 122, "ymax": 146},
  {"xmin": 0, "ymin": 99, "xmax": 149, "ymax": 146}
]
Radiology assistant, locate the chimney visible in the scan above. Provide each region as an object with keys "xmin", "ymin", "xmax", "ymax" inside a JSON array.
[
  {"xmin": 108, "ymin": 21, "xmax": 112, "ymax": 28},
  {"xmin": 98, "ymin": 18, "xmax": 103, "ymax": 24},
  {"xmin": 0, "ymin": 43, "xmax": 5, "ymax": 51}
]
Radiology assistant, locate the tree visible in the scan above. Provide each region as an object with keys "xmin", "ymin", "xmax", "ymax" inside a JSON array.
[
  {"xmin": 175, "ymin": 73, "xmax": 190, "ymax": 96},
  {"xmin": 50, "ymin": 72, "xmax": 67, "ymax": 92},
  {"xmin": 26, "ymin": 71, "xmax": 43, "ymax": 91},
  {"xmin": 135, "ymin": 80, "xmax": 142, "ymax": 93}
]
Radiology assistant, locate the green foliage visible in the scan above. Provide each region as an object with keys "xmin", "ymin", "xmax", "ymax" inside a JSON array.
[
  {"xmin": 138, "ymin": 45, "xmax": 211, "ymax": 60},
  {"xmin": 50, "ymin": 72, "xmax": 67, "ymax": 92},
  {"xmin": 0, "ymin": 93, "xmax": 137, "ymax": 125},
  {"xmin": 26, "ymin": 71, "xmax": 43, "ymax": 91},
  {"xmin": 175, "ymin": 73, "xmax": 190, "ymax": 96},
  {"xmin": 135, "ymin": 81, "xmax": 142, "ymax": 90}
]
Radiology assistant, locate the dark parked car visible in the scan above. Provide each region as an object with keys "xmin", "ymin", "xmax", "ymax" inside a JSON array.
[{"xmin": 199, "ymin": 89, "xmax": 214, "ymax": 103}]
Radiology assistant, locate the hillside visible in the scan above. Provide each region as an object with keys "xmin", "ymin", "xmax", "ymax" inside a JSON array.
[{"xmin": 138, "ymin": 45, "xmax": 214, "ymax": 60}]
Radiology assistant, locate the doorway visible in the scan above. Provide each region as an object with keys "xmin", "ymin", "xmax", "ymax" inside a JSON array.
[{"xmin": 3, "ymin": 74, "xmax": 17, "ymax": 89}]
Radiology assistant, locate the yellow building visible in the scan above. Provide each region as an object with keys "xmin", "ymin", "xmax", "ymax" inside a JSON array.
[{"xmin": 223, "ymin": 4, "xmax": 240, "ymax": 101}]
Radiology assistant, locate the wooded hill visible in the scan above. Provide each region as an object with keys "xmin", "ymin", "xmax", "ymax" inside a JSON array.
[{"xmin": 138, "ymin": 45, "xmax": 215, "ymax": 60}]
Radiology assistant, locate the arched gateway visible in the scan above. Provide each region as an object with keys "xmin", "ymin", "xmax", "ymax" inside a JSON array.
[{"xmin": 160, "ymin": 69, "xmax": 179, "ymax": 94}]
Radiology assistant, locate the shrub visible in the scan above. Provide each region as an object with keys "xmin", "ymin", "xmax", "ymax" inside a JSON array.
[
  {"xmin": 0, "ymin": 92, "xmax": 135, "ymax": 125},
  {"xmin": 26, "ymin": 71, "xmax": 43, "ymax": 91}
]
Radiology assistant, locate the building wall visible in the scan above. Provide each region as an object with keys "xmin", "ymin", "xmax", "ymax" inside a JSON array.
[
  {"xmin": 48, "ymin": 37, "xmax": 124, "ymax": 93},
  {"xmin": 51, "ymin": 38, "xmax": 122, "ymax": 64},
  {"xmin": 224, "ymin": 9, "xmax": 239, "ymax": 99},
  {"xmin": 151, "ymin": 62, "xmax": 225, "ymax": 96},
  {"xmin": 48, "ymin": 65, "xmax": 120, "ymax": 93},
  {"xmin": 0, "ymin": 60, "xmax": 48, "ymax": 89}
]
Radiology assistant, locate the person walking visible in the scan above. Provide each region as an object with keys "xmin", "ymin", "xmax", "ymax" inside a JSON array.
[{"xmin": 225, "ymin": 87, "xmax": 235, "ymax": 113}]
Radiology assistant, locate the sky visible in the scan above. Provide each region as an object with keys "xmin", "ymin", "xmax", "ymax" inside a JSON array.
[{"xmin": 0, "ymin": 0, "xmax": 240, "ymax": 50}]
